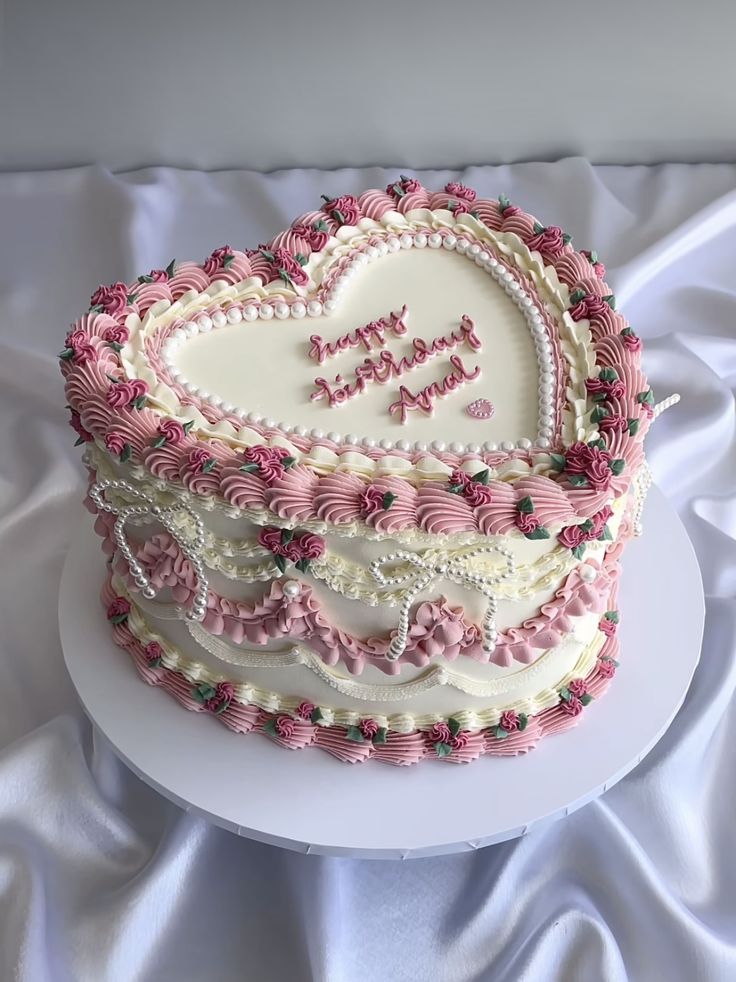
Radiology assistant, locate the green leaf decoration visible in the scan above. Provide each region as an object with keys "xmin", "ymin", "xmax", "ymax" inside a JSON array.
[
  {"xmin": 588, "ymin": 250, "xmax": 598, "ymax": 264},
  {"xmin": 518, "ymin": 713, "xmax": 529, "ymax": 732},
  {"xmin": 610, "ymin": 458, "xmax": 625, "ymax": 475},
  {"xmin": 562, "ymin": 232, "xmax": 572, "ymax": 246},
  {"xmin": 471, "ymin": 210, "xmax": 480, "ymax": 220},
  {"xmin": 108, "ymin": 341, "xmax": 123, "ymax": 353},
  {"xmin": 627, "ymin": 418, "xmax": 640, "ymax": 436},
  {"xmin": 262, "ymin": 718, "xmax": 278, "ymax": 736},
  {"xmin": 310, "ymin": 707, "xmax": 324, "ymax": 724},
  {"xmin": 119, "ymin": 443, "xmax": 132, "ymax": 463},
  {"xmin": 580, "ymin": 518, "xmax": 594, "ymax": 534},
  {"xmin": 346, "ymin": 725, "xmax": 365, "ymax": 743},
  {"xmin": 165, "ymin": 258, "xmax": 177, "ymax": 278},
  {"xmin": 106, "ymin": 372, "xmax": 121, "ymax": 384},
  {"xmin": 278, "ymin": 270, "xmax": 294, "ymax": 287},
  {"xmin": 603, "ymin": 294, "xmax": 616, "ymax": 309},
  {"xmin": 572, "ymin": 543, "xmax": 586, "ymax": 560},
  {"xmin": 494, "ymin": 726, "xmax": 509, "ymax": 740},
  {"xmin": 599, "ymin": 367, "xmax": 619, "ymax": 382},
  {"xmin": 333, "ymin": 209, "xmax": 346, "ymax": 225},
  {"xmin": 109, "ymin": 613, "xmax": 128, "ymax": 625},
  {"xmin": 517, "ymin": 495, "xmax": 534, "ymax": 514},
  {"xmin": 373, "ymin": 727, "xmax": 388, "ymax": 745},
  {"xmin": 193, "ymin": 683, "xmax": 216, "ymax": 703},
  {"xmin": 201, "ymin": 458, "xmax": 216, "ymax": 473},
  {"xmin": 126, "ymin": 293, "xmax": 138, "ymax": 304},
  {"xmin": 580, "ymin": 693, "xmax": 594, "ymax": 706},
  {"xmin": 259, "ymin": 249, "xmax": 275, "ymax": 262},
  {"xmin": 295, "ymin": 253, "xmax": 308, "ymax": 266},
  {"xmin": 568, "ymin": 474, "xmax": 589, "ymax": 488},
  {"xmin": 148, "ymin": 658, "xmax": 162, "ymax": 668},
  {"xmin": 133, "ymin": 396, "xmax": 147, "ymax": 410},
  {"xmin": 525, "ymin": 527, "xmax": 551, "ymax": 540},
  {"xmin": 598, "ymin": 525, "xmax": 613, "ymax": 541},
  {"xmin": 550, "ymin": 453, "xmax": 566, "ymax": 472},
  {"xmin": 89, "ymin": 304, "xmax": 104, "ymax": 314},
  {"xmin": 239, "ymin": 462, "xmax": 260, "ymax": 473},
  {"xmin": 295, "ymin": 558, "xmax": 311, "ymax": 574},
  {"xmin": 399, "ymin": 174, "xmax": 411, "ymax": 182},
  {"xmin": 569, "ymin": 288, "xmax": 586, "ymax": 305},
  {"xmin": 448, "ymin": 483, "xmax": 465, "ymax": 495},
  {"xmin": 472, "ymin": 468, "xmax": 490, "ymax": 485},
  {"xmin": 604, "ymin": 610, "xmax": 620, "ymax": 623},
  {"xmin": 532, "ymin": 222, "xmax": 545, "ymax": 235},
  {"xmin": 183, "ymin": 420, "xmax": 195, "ymax": 434},
  {"xmin": 637, "ymin": 389, "xmax": 655, "ymax": 406},
  {"xmin": 282, "ymin": 456, "xmax": 296, "ymax": 469},
  {"xmin": 138, "ymin": 274, "xmax": 154, "ymax": 284},
  {"xmin": 222, "ymin": 254, "xmax": 235, "ymax": 269},
  {"xmin": 435, "ymin": 741, "xmax": 453, "ymax": 758},
  {"xmin": 59, "ymin": 347, "xmax": 75, "ymax": 361},
  {"xmin": 448, "ymin": 716, "xmax": 461, "ymax": 738},
  {"xmin": 559, "ymin": 686, "xmax": 572, "ymax": 701},
  {"xmin": 498, "ymin": 193, "xmax": 511, "ymax": 212},
  {"xmin": 281, "ymin": 528, "xmax": 294, "ymax": 544},
  {"xmin": 620, "ymin": 327, "xmax": 634, "ymax": 337},
  {"xmin": 392, "ymin": 182, "xmax": 406, "ymax": 198},
  {"xmin": 587, "ymin": 438, "xmax": 606, "ymax": 450},
  {"xmin": 74, "ymin": 436, "xmax": 86, "ymax": 447},
  {"xmin": 151, "ymin": 434, "xmax": 167, "ymax": 448},
  {"xmin": 274, "ymin": 554, "xmax": 287, "ymax": 574},
  {"xmin": 592, "ymin": 391, "xmax": 608, "ymax": 403},
  {"xmin": 382, "ymin": 492, "xmax": 396, "ymax": 511},
  {"xmin": 591, "ymin": 405, "xmax": 609, "ymax": 423},
  {"xmin": 313, "ymin": 220, "xmax": 329, "ymax": 233}
]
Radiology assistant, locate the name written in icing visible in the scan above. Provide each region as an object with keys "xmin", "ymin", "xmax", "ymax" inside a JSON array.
[
  {"xmin": 310, "ymin": 314, "xmax": 481, "ymax": 408},
  {"xmin": 388, "ymin": 355, "xmax": 481, "ymax": 423}
]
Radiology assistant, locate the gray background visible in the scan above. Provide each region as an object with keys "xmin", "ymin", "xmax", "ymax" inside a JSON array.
[{"xmin": 1, "ymin": 0, "xmax": 734, "ymax": 172}]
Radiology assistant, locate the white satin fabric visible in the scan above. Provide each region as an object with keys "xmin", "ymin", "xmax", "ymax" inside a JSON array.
[{"xmin": 0, "ymin": 161, "xmax": 734, "ymax": 982}]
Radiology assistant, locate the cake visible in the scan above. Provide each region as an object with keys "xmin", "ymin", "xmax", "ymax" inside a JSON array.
[{"xmin": 62, "ymin": 177, "xmax": 667, "ymax": 765}]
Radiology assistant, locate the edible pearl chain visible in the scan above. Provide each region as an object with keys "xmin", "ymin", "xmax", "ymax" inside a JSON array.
[
  {"xmin": 370, "ymin": 544, "xmax": 516, "ymax": 660},
  {"xmin": 89, "ymin": 479, "xmax": 209, "ymax": 622},
  {"xmin": 632, "ymin": 393, "xmax": 680, "ymax": 536},
  {"xmin": 158, "ymin": 228, "xmax": 558, "ymax": 454}
]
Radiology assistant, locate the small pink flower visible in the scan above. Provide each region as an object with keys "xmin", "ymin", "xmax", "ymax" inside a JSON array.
[
  {"xmin": 451, "ymin": 731, "xmax": 470, "ymax": 750},
  {"xmin": 570, "ymin": 294, "xmax": 609, "ymax": 322},
  {"xmin": 105, "ymin": 379, "xmax": 148, "ymax": 409},
  {"xmin": 499, "ymin": 204, "xmax": 521, "ymax": 218},
  {"xmin": 599, "ymin": 414, "xmax": 628, "ymax": 434},
  {"xmin": 360, "ymin": 485, "xmax": 386, "ymax": 517},
  {"xmin": 103, "ymin": 325, "xmax": 129, "ymax": 345},
  {"xmin": 588, "ymin": 505, "xmax": 613, "ymax": 539},
  {"xmin": 106, "ymin": 597, "xmax": 131, "ymax": 620},
  {"xmin": 621, "ymin": 331, "xmax": 642, "ymax": 352},
  {"xmin": 448, "ymin": 469, "xmax": 470, "ymax": 490},
  {"xmin": 144, "ymin": 641, "xmax": 163, "ymax": 663},
  {"xmin": 274, "ymin": 715, "xmax": 296, "ymax": 739},
  {"xmin": 147, "ymin": 268, "xmax": 169, "ymax": 282},
  {"xmin": 65, "ymin": 329, "xmax": 87, "ymax": 348},
  {"xmin": 387, "ymin": 176, "xmax": 422, "ymax": 198},
  {"xmin": 296, "ymin": 700, "xmax": 316, "ymax": 721},
  {"xmin": 585, "ymin": 377, "xmax": 609, "ymax": 396},
  {"xmin": 91, "ymin": 282, "xmax": 130, "ymax": 316},
  {"xmin": 74, "ymin": 341, "xmax": 97, "ymax": 364},
  {"xmin": 561, "ymin": 694, "xmax": 584, "ymax": 716},
  {"xmin": 558, "ymin": 524, "xmax": 587, "ymax": 549},
  {"xmin": 598, "ymin": 658, "xmax": 617, "ymax": 678},
  {"xmin": 643, "ymin": 403, "xmax": 655, "ymax": 419},
  {"xmin": 359, "ymin": 719, "xmax": 380, "ymax": 740},
  {"xmin": 581, "ymin": 251, "xmax": 606, "ymax": 279},
  {"xmin": 295, "ymin": 532, "xmax": 325, "ymax": 561},
  {"xmin": 527, "ymin": 225, "xmax": 566, "ymax": 258},
  {"xmin": 322, "ymin": 194, "xmax": 360, "ymax": 226},
  {"xmin": 499, "ymin": 710, "xmax": 519, "ymax": 732},
  {"xmin": 243, "ymin": 445, "xmax": 290, "ymax": 484},
  {"xmin": 586, "ymin": 453, "xmax": 613, "ymax": 492},
  {"xmin": 445, "ymin": 181, "xmax": 476, "ymax": 202},
  {"xmin": 464, "ymin": 482, "xmax": 493, "ymax": 507},
  {"xmin": 448, "ymin": 200, "xmax": 470, "ymax": 216},
  {"xmin": 599, "ymin": 617, "xmax": 617, "ymax": 637},
  {"xmin": 515, "ymin": 511, "xmax": 540, "ymax": 535},
  {"xmin": 291, "ymin": 222, "xmax": 330, "ymax": 251},
  {"xmin": 430, "ymin": 722, "xmax": 453, "ymax": 744},
  {"xmin": 258, "ymin": 526, "xmax": 284, "ymax": 555},
  {"xmin": 202, "ymin": 245, "xmax": 234, "ymax": 277},
  {"xmin": 158, "ymin": 418, "xmax": 186, "ymax": 445},
  {"xmin": 272, "ymin": 248, "xmax": 309, "ymax": 286},
  {"xmin": 205, "ymin": 681, "xmax": 234, "ymax": 714},
  {"xmin": 187, "ymin": 446, "xmax": 214, "ymax": 474},
  {"xmin": 565, "ymin": 441, "xmax": 594, "ymax": 475},
  {"xmin": 104, "ymin": 431, "xmax": 127, "ymax": 456},
  {"xmin": 69, "ymin": 410, "xmax": 93, "ymax": 443},
  {"xmin": 568, "ymin": 678, "xmax": 587, "ymax": 697}
]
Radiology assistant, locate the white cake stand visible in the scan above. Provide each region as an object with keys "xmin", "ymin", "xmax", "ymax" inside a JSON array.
[{"xmin": 59, "ymin": 487, "xmax": 703, "ymax": 860}]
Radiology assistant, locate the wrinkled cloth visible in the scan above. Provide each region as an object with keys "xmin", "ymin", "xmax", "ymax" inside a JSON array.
[{"xmin": 0, "ymin": 160, "xmax": 734, "ymax": 982}]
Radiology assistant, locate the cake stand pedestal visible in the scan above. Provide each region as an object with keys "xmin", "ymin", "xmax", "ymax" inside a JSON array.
[{"xmin": 58, "ymin": 487, "xmax": 703, "ymax": 859}]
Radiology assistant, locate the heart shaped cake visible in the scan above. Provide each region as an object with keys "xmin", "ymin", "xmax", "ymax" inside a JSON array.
[{"xmin": 63, "ymin": 177, "xmax": 661, "ymax": 764}]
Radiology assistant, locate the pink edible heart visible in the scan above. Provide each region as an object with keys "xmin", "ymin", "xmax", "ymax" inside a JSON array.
[{"xmin": 466, "ymin": 398, "xmax": 494, "ymax": 420}]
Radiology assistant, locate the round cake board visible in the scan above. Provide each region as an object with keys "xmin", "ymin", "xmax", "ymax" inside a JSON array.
[{"xmin": 59, "ymin": 487, "xmax": 703, "ymax": 860}]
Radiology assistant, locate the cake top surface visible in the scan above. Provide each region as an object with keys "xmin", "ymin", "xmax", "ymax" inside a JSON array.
[{"xmin": 62, "ymin": 177, "xmax": 653, "ymax": 536}]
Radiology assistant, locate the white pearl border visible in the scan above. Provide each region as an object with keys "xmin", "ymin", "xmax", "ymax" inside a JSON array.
[{"xmin": 159, "ymin": 230, "xmax": 558, "ymax": 454}]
